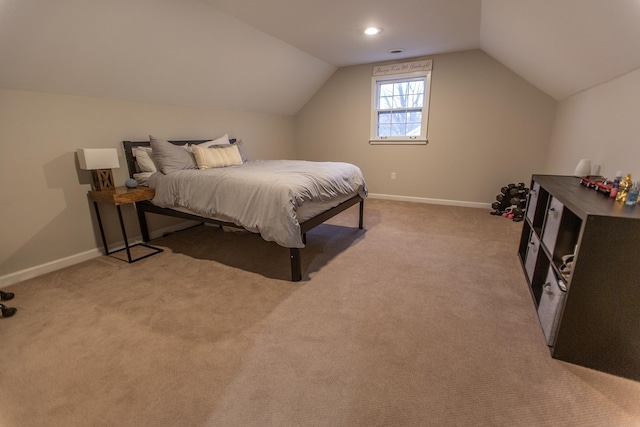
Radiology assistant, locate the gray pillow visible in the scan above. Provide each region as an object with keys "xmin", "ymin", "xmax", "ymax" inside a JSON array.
[
  {"xmin": 233, "ymin": 139, "xmax": 249, "ymax": 162},
  {"xmin": 149, "ymin": 136, "xmax": 197, "ymax": 174}
]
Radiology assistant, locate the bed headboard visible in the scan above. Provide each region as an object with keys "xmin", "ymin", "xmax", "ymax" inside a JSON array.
[{"xmin": 122, "ymin": 138, "xmax": 236, "ymax": 178}]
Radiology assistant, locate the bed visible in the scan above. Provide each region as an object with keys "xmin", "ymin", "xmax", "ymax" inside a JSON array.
[{"xmin": 122, "ymin": 137, "xmax": 367, "ymax": 281}]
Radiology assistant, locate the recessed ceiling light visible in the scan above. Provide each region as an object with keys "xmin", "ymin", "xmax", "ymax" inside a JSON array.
[
  {"xmin": 364, "ymin": 27, "xmax": 381, "ymax": 36},
  {"xmin": 388, "ymin": 48, "xmax": 405, "ymax": 54}
]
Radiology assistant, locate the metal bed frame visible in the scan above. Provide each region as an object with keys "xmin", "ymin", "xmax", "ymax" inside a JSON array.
[{"xmin": 122, "ymin": 139, "xmax": 364, "ymax": 281}]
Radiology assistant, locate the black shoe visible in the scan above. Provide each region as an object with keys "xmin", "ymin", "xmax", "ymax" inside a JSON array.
[
  {"xmin": 0, "ymin": 303, "xmax": 17, "ymax": 318},
  {"xmin": 0, "ymin": 290, "xmax": 14, "ymax": 301}
]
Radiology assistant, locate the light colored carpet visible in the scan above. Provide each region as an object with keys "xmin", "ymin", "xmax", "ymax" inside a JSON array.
[{"xmin": 1, "ymin": 199, "xmax": 639, "ymax": 426}]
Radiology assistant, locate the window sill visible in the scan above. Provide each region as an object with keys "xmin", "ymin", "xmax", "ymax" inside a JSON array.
[{"xmin": 369, "ymin": 139, "xmax": 428, "ymax": 145}]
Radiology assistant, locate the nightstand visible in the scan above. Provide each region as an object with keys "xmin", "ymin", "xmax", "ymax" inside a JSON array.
[{"xmin": 88, "ymin": 187, "xmax": 163, "ymax": 263}]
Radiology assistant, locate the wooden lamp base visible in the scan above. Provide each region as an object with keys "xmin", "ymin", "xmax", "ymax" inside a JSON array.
[{"xmin": 91, "ymin": 169, "xmax": 115, "ymax": 191}]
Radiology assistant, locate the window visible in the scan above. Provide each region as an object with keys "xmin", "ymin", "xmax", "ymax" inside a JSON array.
[{"xmin": 370, "ymin": 60, "xmax": 432, "ymax": 144}]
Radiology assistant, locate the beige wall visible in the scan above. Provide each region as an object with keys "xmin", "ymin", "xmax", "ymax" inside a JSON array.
[
  {"xmin": 295, "ymin": 49, "xmax": 557, "ymax": 204},
  {"xmin": 0, "ymin": 88, "xmax": 295, "ymax": 280},
  {"xmin": 1, "ymin": 50, "xmax": 561, "ymax": 283},
  {"xmin": 545, "ymin": 67, "xmax": 640, "ymax": 179}
]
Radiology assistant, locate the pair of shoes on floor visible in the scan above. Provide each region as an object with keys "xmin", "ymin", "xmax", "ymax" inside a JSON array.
[
  {"xmin": 0, "ymin": 303, "xmax": 17, "ymax": 318},
  {"xmin": 0, "ymin": 291, "xmax": 17, "ymax": 318},
  {"xmin": 0, "ymin": 290, "xmax": 15, "ymax": 301}
]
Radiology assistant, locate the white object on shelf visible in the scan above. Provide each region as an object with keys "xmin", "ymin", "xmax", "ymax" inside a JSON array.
[{"xmin": 573, "ymin": 159, "xmax": 591, "ymax": 177}]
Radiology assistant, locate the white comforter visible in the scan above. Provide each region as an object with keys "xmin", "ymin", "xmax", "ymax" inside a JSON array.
[{"xmin": 149, "ymin": 160, "xmax": 367, "ymax": 248}]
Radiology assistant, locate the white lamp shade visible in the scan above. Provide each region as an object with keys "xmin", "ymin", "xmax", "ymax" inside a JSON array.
[
  {"xmin": 77, "ymin": 148, "xmax": 119, "ymax": 170},
  {"xmin": 573, "ymin": 159, "xmax": 591, "ymax": 177}
]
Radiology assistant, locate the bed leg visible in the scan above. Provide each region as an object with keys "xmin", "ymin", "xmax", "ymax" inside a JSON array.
[
  {"xmin": 358, "ymin": 200, "xmax": 364, "ymax": 229},
  {"xmin": 136, "ymin": 206, "xmax": 151, "ymax": 242},
  {"xmin": 290, "ymin": 248, "xmax": 302, "ymax": 282}
]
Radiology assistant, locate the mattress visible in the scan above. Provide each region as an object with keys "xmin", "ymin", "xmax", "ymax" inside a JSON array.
[{"xmin": 147, "ymin": 159, "xmax": 367, "ymax": 248}]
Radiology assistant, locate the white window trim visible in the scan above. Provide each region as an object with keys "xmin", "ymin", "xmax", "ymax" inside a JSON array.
[{"xmin": 369, "ymin": 69, "xmax": 432, "ymax": 145}]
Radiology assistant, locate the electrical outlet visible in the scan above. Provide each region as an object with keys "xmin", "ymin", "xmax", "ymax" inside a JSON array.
[{"xmin": 391, "ymin": 172, "xmax": 396, "ymax": 180}]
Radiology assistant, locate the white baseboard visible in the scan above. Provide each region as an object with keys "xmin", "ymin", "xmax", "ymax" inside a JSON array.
[
  {"xmin": 0, "ymin": 248, "xmax": 102, "ymax": 288},
  {"xmin": 0, "ymin": 196, "xmax": 488, "ymax": 288},
  {"xmin": 368, "ymin": 193, "xmax": 491, "ymax": 210},
  {"xmin": 0, "ymin": 221, "xmax": 197, "ymax": 288}
]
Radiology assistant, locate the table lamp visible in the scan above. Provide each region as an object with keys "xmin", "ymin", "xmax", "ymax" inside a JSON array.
[{"xmin": 77, "ymin": 148, "xmax": 120, "ymax": 191}]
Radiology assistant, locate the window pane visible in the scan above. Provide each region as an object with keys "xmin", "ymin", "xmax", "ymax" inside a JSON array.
[
  {"xmin": 392, "ymin": 96, "xmax": 406, "ymax": 109},
  {"xmin": 408, "ymin": 94, "xmax": 424, "ymax": 108},
  {"xmin": 379, "ymin": 83, "xmax": 394, "ymax": 97},
  {"xmin": 406, "ymin": 123, "xmax": 421, "ymax": 136},
  {"xmin": 378, "ymin": 111, "xmax": 391, "ymax": 124},
  {"xmin": 407, "ymin": 110, "xmax": 422, "ymax": 123},
  {"xmin": 394, "ymin": 82, "xmax": 408, "ymax": 96},
  {"xmin": 407, "ymin": 81, "xmax": 424, "ymax": 95},
  {"xmin": 377, "ymin": 124, "xmax": 391, "ymax": 136},
  {"xmin": 379, "ymin": 96, "xmax": 393, "ymax": 109},
  {"xmin": 391, "ymin": 123, "xmax": 406, "ymax": 136},
  {"xmin": 392, "ymin": 112, "xmax": 406, "ymax": 124}
]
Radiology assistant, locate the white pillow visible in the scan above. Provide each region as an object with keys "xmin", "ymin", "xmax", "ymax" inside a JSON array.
[
  {"xmin": 192, "ymin": 144, "xmax": 243, "ymax": 170},
  {"xmin": 200, "ymin": 134, "xmax": 231, "ymax": 148},
  {"xmin": 133, "ymin": 147, "xmax": 157, "ymax": 172}
]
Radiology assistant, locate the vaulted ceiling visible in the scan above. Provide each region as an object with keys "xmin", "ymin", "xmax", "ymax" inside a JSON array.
[{"xmin": 1, "ymin": 0, "xmax": 640, "ymax": 115}]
